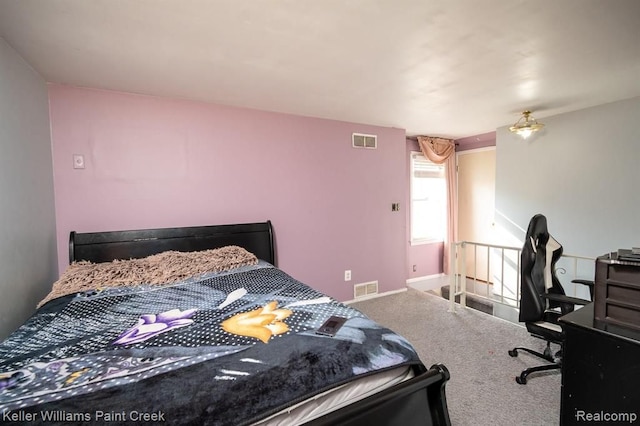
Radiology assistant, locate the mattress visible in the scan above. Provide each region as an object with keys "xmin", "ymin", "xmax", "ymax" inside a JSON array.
[{"xmin": 257, "ymin": 366, "xmax": 414, "ymax": 425}]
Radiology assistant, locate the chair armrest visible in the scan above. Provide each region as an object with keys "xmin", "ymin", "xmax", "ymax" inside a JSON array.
[
  {"xmin": 542, "ymin": 293, "xmax": 591, "ymax": 306},
  {"xmin": 571, "ymin": 279, "xmax": 594, "ymax": 288},
  {"xmin": 571, "ymin": 279, "xmax": 595, "ymax": 300}
]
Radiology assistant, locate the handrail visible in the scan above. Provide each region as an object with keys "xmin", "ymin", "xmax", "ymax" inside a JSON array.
[{"xmin": 453, "ymin": 241, "xmax": 520, "ymax": 251}]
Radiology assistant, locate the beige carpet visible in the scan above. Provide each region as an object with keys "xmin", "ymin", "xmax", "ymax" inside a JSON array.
[{"xmin": 351, "ymin": 288, "xmax": 561, "ymax": 426}]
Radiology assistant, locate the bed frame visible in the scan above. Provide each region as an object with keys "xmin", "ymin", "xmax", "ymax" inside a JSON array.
[
  {"xmin": 70, "ymin": 221, "xmax": 276, "ymax": 265},
  {"xmin": 68, "ymin": 221, "xmax": 451, "ymax": 426}
]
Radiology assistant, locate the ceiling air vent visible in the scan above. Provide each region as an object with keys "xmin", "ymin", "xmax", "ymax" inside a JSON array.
[{"xmin": 352, "ymin": 133, "xmax": 377, "ymax": 149}]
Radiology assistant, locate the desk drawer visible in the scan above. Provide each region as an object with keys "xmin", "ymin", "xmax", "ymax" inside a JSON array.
[
  {"xmin": 607, "ymin": 280, "xmax": 640, "ymax": 305},
  {"xmin": 604, "ymin": 303, "xmax": 640, "ymax": 330},
  {"xmin": 595, "ymin": 259, "xmax": 640, "ymax": 331}
]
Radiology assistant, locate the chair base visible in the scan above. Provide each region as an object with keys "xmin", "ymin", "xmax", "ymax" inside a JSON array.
[
  {"xmin": 508, "ymin": 342, "xmax": 561, "ymax": 384},
  {"xmin": 513, "ymin": 362, "xmax": 561, "ymax": 384}
]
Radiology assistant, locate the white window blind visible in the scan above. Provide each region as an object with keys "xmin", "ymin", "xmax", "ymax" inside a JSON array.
[{"xmin": 410, "ymin": 152, "xmax": 446, "ymax": 244}]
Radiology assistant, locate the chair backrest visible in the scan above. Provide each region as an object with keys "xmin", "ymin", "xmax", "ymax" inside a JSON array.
[{"xmin": 519, "ymin": 214, "xmax": 571, "ymax": 322}]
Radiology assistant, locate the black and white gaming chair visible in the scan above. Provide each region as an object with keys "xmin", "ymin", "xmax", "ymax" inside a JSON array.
[{"xmin": 508, "ymin": 214, "xmax": 593, "ymax": 384}]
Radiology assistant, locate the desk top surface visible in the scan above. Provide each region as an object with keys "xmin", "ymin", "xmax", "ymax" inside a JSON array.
[
  {"xmin": 599, "ymin": 250, "xmax": 640, "ymax": 266},
  {"xmin": 560, "ymin": 303, "xmax": 640, "ymax": 345}
]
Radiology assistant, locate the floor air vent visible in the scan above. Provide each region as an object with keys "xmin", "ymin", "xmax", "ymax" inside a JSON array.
[
  {"xmin": 354, "ymin": 281, "xmax": 379, "ymax": 299},
  {"xmin": 352, "ymin": 133, "xmax": 377, "ymax": 149}
]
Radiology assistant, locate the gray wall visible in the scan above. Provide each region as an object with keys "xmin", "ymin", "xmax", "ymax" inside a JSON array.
[
  {"xmin": 0, "ymin": 38, "xmax": 58, "ymax": 339},
  {"xmin": 495, "ymin": 96, "xmax": 640, "ymax": 258}
]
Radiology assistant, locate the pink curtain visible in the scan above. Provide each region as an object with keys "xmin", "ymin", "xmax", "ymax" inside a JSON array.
[{"xmin": 417, "ymin": 136, "xmax": 458, "ymax": 275}]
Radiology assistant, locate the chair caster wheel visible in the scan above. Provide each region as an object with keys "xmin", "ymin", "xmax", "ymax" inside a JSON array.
[
  {"xmin": 508, "ymin": 349, "xmax": 518, "ymax": 357},
  {"xmin": 515, "ymin": 376, "xmax": 527, "ymax": 385}
]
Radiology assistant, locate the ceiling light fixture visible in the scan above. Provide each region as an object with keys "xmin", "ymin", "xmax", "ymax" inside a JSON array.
[{"xmin": 509, "ymin": 110, "xmax": 545, "ymax": 139}]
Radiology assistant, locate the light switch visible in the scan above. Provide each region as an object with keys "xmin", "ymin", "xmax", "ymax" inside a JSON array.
[{"xmin": 73, "ymin": 154, "xmax": 85, "ymax": 169}]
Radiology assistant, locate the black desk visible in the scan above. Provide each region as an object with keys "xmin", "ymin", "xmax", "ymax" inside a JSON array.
[{"xmin": 559, "ymin": 303, "xmax": 640, "ymax": 425}]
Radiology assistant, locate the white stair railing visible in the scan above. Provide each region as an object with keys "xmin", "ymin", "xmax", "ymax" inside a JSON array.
[{"xmin": 449, "ymin": 241, "xmax": 594, "ymax": 314}]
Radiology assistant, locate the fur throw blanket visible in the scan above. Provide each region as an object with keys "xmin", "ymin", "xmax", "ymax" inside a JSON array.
[{"xmin": 38, "ymin": 246, "xmax": 258, "ymax": 307}]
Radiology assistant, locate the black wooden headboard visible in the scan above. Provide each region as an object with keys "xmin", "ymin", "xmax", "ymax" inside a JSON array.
[{"xmin": 69, "ymin": 221, "xmax": 275, "ymax": 266}]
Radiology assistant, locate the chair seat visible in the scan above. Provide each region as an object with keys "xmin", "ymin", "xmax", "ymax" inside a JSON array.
[
  {"xmin": 529, "ymin": 320, "xmax": 562, "ymax": 334},
  {"xmin": 526, "ymin": 320, "xmax": 563, "ymax": 345}
]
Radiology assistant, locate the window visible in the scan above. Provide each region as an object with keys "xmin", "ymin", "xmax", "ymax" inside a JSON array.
[{"xmin": 410, "ymin": 152, "xmax": 446, "ymax": 244}]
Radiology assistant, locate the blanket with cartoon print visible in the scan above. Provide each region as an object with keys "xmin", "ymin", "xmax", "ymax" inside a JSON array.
[{"xmin": 0, "ymin": 262, "xmax": 423, "ymax": 425}]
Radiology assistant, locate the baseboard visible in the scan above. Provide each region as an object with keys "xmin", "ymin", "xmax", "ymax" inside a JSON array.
[
  {"xmin": 343, "ymin": 287, "xmax": 407, "ymax": 305},
  {"xmin": 406, "ymin": 273, "xmax": 445, "ymax": 285}
]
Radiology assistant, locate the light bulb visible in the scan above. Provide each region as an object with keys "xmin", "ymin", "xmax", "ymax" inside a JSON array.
[{"xmin": 519, "ymin": 128, "xmax": 533, "ymax": 139}]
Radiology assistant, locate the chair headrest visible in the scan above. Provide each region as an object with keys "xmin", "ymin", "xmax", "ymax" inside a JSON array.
[{"xmin": 526, "ymin": 214, "xmax": 549, "ymax": 240}]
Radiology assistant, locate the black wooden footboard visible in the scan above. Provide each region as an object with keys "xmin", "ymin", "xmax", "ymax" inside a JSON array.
[{"xmin": 307, "ymin": 364, "xmax": 451, "ymax": 426}]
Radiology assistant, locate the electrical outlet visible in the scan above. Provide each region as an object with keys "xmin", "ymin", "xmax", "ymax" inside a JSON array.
[{"xmin": 344, "ymin": 270, "xmax": 351, "ymax": 281}]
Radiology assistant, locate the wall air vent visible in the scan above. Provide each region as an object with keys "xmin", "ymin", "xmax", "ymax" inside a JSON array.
[
  {"xmin": 354, "ymin": 281, "xmax": 379, "ymax": 299},
  {"xmin": 352, "ymin": 133, "xmax": 377, "ymax": 149}
]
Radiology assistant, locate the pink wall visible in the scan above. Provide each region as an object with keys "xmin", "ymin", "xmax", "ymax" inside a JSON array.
[
  {"xmin": 455, "ymin": 131, "xmax": 496, "ymax": 151},
  {"xmin": 49, "ymin": 85, "xmax": 407, "ymax": 301},
  {"xmin": 407, "ymin": 243, "xmax": 444, "ymax": 278}
]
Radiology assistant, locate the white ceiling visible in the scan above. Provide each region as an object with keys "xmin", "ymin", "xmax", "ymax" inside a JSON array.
[{"xmin": 1, "ymin": 0, "xmax": 639, "ymax": 139}]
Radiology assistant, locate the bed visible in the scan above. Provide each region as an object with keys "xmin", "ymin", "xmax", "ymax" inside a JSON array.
[{"xmin": 0, "ymin": 221, "xmax": 451, "ymax": 425}]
